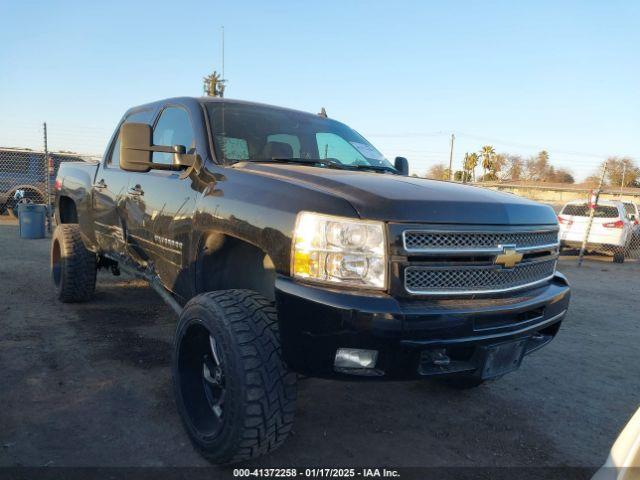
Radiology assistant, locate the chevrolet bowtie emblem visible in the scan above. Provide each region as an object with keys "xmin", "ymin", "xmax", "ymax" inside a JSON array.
[{"xmin": 494, "ymin": 246, "xmax": 523, "ymax": 269}]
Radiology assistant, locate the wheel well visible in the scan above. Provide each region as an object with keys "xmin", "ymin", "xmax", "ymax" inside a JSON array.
[
  {"xmin": 58, "ymin": 196, "xmax": 78, "ymax": 223},
  {"xmin": 197, "ymin": 234, "xmax": 276, "ymax": 301}
]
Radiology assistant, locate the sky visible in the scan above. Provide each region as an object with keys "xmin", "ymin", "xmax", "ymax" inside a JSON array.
[{"xmin": 1, "ymin": 0, "xmax": 638, "ymax": 180}]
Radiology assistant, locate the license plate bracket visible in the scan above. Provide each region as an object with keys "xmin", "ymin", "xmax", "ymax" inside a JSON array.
[{"xmin": 480, "ymin": 339, "xmax": 527, "ymax": 379}]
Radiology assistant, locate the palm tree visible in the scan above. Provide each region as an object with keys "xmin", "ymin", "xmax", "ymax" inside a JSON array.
[
  {"xmin": 480, "ymin": 145, "xmax": 496, "ymax": 181},
  {"xmin": 463, "ymin": 152, "xmax": 479, "ymax": 183}
]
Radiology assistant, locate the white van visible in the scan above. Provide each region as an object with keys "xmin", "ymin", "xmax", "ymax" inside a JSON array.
[{"xmin": 558, "ymin": 200, "xmax": 638, "ymax": 263}]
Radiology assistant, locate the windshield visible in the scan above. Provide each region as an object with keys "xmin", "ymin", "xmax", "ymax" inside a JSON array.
[{"xmin": 205, "ymin": 102, "xmax": 393, "ymax": 169}]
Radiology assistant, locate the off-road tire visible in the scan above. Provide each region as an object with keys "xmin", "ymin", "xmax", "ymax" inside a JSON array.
[
  {"xmin": 51, "ymin": 224, "xmax": 97, "ymax": 302},
  {"xmin": 173, "ymin": 290, "xmax": 297, "ymax": 465}
]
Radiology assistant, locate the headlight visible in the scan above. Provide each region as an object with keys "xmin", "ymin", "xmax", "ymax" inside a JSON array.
[{"xmin": 292, "ymin": 212, "xmax": 387, "ymax": 289}]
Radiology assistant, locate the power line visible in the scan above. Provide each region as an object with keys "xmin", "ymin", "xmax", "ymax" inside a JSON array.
[{"xmin": 455, "ymin": 131, "xmax": 639, "ymax": 160}]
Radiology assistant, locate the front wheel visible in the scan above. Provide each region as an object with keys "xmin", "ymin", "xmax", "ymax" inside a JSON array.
[{"xmin": 173, "ymin": 290, "xmax": 297, "ymax": 465}]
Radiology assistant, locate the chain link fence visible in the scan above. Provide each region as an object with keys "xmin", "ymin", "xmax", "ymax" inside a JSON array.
[
  {"xmin": 0, "ymin": 147, "xmax": 101, "ymax": 226},
  {"xmin": 0, "ymin": 122, "xmax": 104, "ymax": 231}
]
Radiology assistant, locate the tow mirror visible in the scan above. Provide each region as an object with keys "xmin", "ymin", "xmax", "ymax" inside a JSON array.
[
  {"xmin": 120, "ymin": 123, "xmax": 153, "ymax": 172},
  {"xmin": 120, "ymin": 122, "xmax": 192, "ymax": 173},
  {"xmin": 394, "ymin": 156, "xmax": 409, "ymax": 176}
]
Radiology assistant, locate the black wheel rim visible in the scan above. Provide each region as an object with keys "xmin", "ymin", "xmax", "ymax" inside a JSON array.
[
  {"xmin": 177, "ymin": 323, "xmax": 226, "ymax": 440},
  {"xmin": 202, "ymin": 336, "xmax": 225, "ymax": 418}
]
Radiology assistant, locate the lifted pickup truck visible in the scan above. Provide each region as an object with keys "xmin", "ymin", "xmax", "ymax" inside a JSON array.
[{"xmin": 53, "ymin": 97, "xmax": 570, "ymax": 464}]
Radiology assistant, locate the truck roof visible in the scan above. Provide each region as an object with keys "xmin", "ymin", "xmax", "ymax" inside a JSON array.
[{"xmin": 126, "ymin": 96, "xmax": 320, "ymax": 119}]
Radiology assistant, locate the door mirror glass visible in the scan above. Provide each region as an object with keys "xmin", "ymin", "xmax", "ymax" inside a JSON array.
[
  {"xmin": 120, "ymin": 123, "xmax": 153, "ymax": 172},
  {"xmin": 394, "ymin": 156, "xmax": 409, "ymax": 176}
]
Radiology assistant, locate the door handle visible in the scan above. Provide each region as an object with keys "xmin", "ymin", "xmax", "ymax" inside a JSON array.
[
  {"xmin": 127, "ymin": 185, "xmax": 144, "ymax": 196},
  {"xmin": 93, "ymin": 179, "xmax": 107, "ymax": 189}
]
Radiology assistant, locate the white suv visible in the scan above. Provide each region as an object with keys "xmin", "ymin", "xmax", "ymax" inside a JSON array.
[{"xmin": 558, "ymin": 200, "xmax": 638, "ymax": 263}]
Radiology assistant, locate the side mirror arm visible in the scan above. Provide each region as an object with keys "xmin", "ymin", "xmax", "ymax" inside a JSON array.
[{"xmin": 177, "ymin": 153, "xmax": 202, "ymax": 179}]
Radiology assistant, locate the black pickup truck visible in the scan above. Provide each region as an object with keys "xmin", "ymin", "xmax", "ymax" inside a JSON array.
[{"xmin": 53, "ymin": 97, "xmax": 570, "ymax": 464}]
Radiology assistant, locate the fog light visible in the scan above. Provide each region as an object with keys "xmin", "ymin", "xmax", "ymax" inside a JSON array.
[{"xmin": 334, "ymin": 348, "xmax": 378, "ymax": 369}]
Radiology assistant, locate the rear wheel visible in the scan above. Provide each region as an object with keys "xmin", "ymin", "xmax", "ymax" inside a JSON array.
[
  {"xmin": 173, "ymin": 290, "xmax": 297, "ymax": 464},
  {"xmin": 51, "ymin": 224, "xmax": 97, "ymax": 302},
  {"xmin": 613, "ymin": 251, "xmax": 625, "ymax": 263}
]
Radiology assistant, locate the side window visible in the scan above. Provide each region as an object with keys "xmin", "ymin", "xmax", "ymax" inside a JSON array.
[
  {"xmin": 107, "ymin": 110, "xmax": 153, "ymax": 167},
  {"xmin": 153, "ymin": 107, "xmax": 195, "ymax": 165},
  {"xmin": 315, "ymin": 132, "xmax": 366, "ymax": 165},
  {"xmin": 266, "ymin": 134, "xmax": 300, "ymax": 157}
]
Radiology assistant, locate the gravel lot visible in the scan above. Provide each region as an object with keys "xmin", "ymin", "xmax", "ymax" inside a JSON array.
[{"xmin": 1, "ymin": 219, "xmax": 639, "ymax": 477}]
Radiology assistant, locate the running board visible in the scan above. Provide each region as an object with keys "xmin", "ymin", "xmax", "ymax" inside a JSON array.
[{"xmin": 101, "ymin": 253, "xmax": 183, "ymax": 316}]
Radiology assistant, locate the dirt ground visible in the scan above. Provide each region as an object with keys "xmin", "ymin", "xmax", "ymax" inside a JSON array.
[{"xmin": 1, "ymin": 219, "xmax": 639, "ymax": 477}]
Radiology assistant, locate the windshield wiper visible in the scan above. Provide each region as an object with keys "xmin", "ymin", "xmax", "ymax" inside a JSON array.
[
  {"xmin": 349, "ymin": 164, "xmax": 399, "ymax": 174},
  {"xmin": 248, "ymin": 158, "xmax": 398, "ymax": 174},
  {"xmin": 249, "ymin": 158, "xmax": 348, "ymax": 169}
]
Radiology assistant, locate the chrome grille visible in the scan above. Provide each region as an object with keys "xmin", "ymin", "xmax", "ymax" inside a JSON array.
[
  {"xmin": 398, "ymin": 225, "xmax": 560, "ymax": 295},
  {"xmin": 405, "ymin": 259, "xmax": 557, "ymax": 295},
  {"xmin": 403, "ymin": 230, "xmax": 558, "ymax": 252}
]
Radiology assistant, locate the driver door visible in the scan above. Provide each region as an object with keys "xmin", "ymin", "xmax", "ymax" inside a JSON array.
[{"xmin": 123, "ymin": 106, "xmax": 198, "ymax": 293}]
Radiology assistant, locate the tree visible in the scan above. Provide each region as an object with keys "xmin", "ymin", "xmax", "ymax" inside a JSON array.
[
  {"xmin": 479, "ymin": 145, "xmax": 496, "ymax": 181},
  {"xmin": 463, "ymin": 152, "xmax": 479, "ymax": 183},
  {"xmin": 491, "ymin": 153, "xmax": 508, "ymax": 180},
  {"xmin": 426, "ymin": 163, "xmax": 451, "ymax": 180},
  {"xmin": 551, "ymin": 168, "xmax": 575, "ymax": 184},
  {"xmin": 583, "ymin": 174, "xmax": 602, "ymax": 187},
  {"xmin": 454, "ymin": 170, "xmax": 471, "ymax": 182},
  {"xmin": 604, "ymin": 157, "xmax": 640, "ymax": 187},
  {"xmin": 525, "ymin": 150, "xmax": 553, "ymax": 181},
  {"xmin": 505, "ymin": 154, "xmax": 524, "ymax": 181}
]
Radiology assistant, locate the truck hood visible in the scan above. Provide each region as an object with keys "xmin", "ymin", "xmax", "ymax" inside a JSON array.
[{"xmin": 236, "ymin": 163, "xmax": 557, "ymax": 225}]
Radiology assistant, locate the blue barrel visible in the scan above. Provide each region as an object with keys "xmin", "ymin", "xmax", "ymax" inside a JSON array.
[{"xmin": 18, "ymin": 204, "xmax": 47, "ymax": 239}]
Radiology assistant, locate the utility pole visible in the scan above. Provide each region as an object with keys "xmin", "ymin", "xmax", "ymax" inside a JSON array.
[
  {"xmin": 43, "ymin": 122, "xmax": 52, "ymax": 234},
  {"xmin": 619, "ymin": 163, "xmax": 627, "ymax": 198},
  {"xmin": 578, "ymin": 161, "xmax": 607, "ymax": 266},
  {"xmin": 448, "ymin": 133, "xmax": 455, "ymax": 181}
]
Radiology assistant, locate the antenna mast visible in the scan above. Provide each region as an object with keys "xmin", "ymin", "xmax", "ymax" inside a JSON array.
[
  {"xmin": 222, "ymin": 26, "xmax": 225, "ymax": 83},
  {"xmin": 202, "ymin": 26, "xmax": 227, "ymax": 97}
]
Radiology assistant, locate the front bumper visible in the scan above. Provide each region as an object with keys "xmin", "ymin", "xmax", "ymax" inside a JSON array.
[{"xmin": 275, "ymin": 273, "xmax": 570, "ymax": 380}]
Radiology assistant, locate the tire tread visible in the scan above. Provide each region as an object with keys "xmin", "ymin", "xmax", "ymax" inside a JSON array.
[
  {"xmin": 52, "ymin": 224, "xmax": 96, "ymax": 302},
  {"xmin": 180, "ymin": 289, "xmax": 296, "ymax": 464}
]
